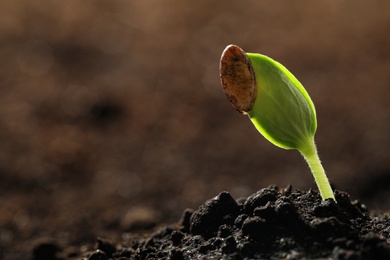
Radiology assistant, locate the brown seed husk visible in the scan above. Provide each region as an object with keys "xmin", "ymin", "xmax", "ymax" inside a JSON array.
[{"xmin": 219, "ymin": 45, "xmax": 256, "ymax": 113}]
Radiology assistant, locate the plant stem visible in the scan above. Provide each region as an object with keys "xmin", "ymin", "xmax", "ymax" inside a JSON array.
[{"xmin": 300, "ymin": 138, "xmax": 335, "ymax": 201}]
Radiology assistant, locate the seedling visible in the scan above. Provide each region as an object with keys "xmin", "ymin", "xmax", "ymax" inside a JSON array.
[{"xmin": 219, "ymin": 44, "xmax": 335, "ymax": 201}]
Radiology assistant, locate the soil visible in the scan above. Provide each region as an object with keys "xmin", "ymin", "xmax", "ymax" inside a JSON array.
[
  {"xmin": 34, "ymin": 186, "xmax": 390, "ymax": 259},
  {"xmin": 1, "ymin": 1, "xmax": 390, "ymax": 260}
]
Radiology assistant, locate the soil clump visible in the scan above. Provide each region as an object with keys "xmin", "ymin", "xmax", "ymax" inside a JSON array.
[{"xmin": 39, "ymin": 186, "xmax": 390, "ymax": 259}]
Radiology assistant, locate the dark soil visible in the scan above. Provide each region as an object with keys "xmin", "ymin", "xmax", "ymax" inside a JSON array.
[{"xmin": 34, "ymin": 186, "xmax": 389, "ymax": 259}]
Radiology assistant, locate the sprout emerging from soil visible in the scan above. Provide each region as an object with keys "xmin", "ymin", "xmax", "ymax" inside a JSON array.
[{"xmin": 220, "ymin": 44, "xmax": 335, "ymax": 201}]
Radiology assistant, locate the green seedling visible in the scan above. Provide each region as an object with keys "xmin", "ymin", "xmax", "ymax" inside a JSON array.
[{"xmin": 219, "ymin": 44, "xmax": 335, "ymax": 201}]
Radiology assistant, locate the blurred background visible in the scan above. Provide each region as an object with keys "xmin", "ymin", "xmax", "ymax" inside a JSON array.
[{"xmin": 0, "ymin": 0, "xmax": 389, "ymax": 257}]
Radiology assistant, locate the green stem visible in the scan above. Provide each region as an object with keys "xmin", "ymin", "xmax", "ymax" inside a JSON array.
[{"xmin": 299, "ymin": 138, "xmax": 335, "ymax": 201}]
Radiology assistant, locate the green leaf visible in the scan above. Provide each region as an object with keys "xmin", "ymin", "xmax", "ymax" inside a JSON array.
[{"xmin": 246, "ymin": 52, "xmax": 317, "ymax": 151}]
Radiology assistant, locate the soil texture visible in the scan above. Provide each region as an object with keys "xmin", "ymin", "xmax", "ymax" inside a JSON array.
[{"xmin": 36, "ymin": 186, "xmax": 390, "ymax": 259}]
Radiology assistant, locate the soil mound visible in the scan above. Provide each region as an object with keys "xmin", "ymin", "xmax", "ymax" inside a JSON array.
[{"xmin": 72, "ymin": 186, "xmax": 390, "ymax": 259}]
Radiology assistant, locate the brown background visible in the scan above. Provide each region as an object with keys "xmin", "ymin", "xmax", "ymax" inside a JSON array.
[{"xmin": 0, "ymin": 0, "xmax": 389, "ymax": 258}]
